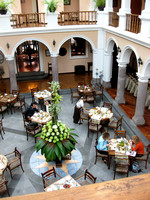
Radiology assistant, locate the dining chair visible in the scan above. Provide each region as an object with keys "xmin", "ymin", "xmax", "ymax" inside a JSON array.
[
  {"xmin": 114, "ymin": 130, "xmax": 127, "ymax": 139},
  {"xmin": 94, "ymin": 85, "xmax": 104, "ymax": 100},
  {"xmin": 107, "ymin": 115, "xmax": 123, "ymax": 131},
  {"xmin": 70, "ymin": 88, "xmax": 80, "ymax": 103},
  {"xmin": 135, "ymin": 144, "xmax": 150, "ymax": 169},
  {"xmin": 0, "ymin": 89, "xmax": 6, "ymax": 95},
  {"xmin": 13, "ymin": 96, "xmax": 26, "ymax": 112},
  {"xmin": 79, "ymin": 108, "xmax": 89, "ymax": 124},
  {"xmin": 88, "ymin": 119, "xmax": 102, "ymax": 139},
  {"xmin": 0, "ymin": 102, "xmax": 8, "ymax": 119},
  {"xmin": 0, "ymin": 119, "xmax": 5, "ymax": 139},
  {"xmin": 102, "ymin": 102, "xmax": 112, "ymax": 111},
  {"xmin": 0, "ymin": 175, "xmax": 10, "ymax": 196},
  {"xmin": 41, "ymin": 167, "xmax": 62, "ymax": 189},
  {"xmin": 5, "ymin": 147, "xmax": 24, "ymax": 178},
  {"xmin": 26, "ymin": 125, "xmax": 42, "ymax": 143},
  {"xmin": 12, "ymin": 89, "xmax": 20, "ymax": 97},
  {"xmin": 75, "ymin": 169, "xmax": 97, "ymax": 186},
  {"xmin": 113, "ymin": 154, "xmax": 129, "ymax": 180},
  {"xmin": 31, "ymin": 87, "xmax": 39, "ymax": 102},
  {"xmin": 94, "ymin": 139, "xmax": 109, "ymax": 166},
  {"xmin": 21, "ymin": 111, "xmax": 28, "ymax": 127},
  {"xmin": 85, "ymin": 91, "xmax": 95, "ymax": 106}
]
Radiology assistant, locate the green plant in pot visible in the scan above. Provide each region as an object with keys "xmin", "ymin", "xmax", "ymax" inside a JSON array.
[
  {"xmin": 0, "ymin": 0, "xmax": 15, "ymax": 15},
  {"xmin": 35, "ymin": 81, "xmax": 78, "ymax": 163},
  {"xmin": 44, "ymin": 0, "xmax": 60, "ymax": 13},
  {"xmin": 94, "ymin": 0, "xmax": 105, "ymax": 11}
]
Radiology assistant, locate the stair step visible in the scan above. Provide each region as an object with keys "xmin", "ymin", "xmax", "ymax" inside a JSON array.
[{"xmin": 16, "ymin": 72, "xmax": 49, "ymax": 81}]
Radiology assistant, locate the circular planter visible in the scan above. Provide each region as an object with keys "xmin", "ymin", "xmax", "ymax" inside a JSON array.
[{"xmin": 98, "ymin": 6, "xmax": 105, "ymax": 11}]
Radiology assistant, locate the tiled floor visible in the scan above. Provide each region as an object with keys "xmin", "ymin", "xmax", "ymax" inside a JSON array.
[{"xmin": 0, "ymin": 90, "xmax": 150, "ymax": 198}]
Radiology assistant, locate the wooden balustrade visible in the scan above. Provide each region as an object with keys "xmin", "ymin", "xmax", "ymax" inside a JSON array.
[
  {"xmin": 126, "ymin": 14, "xmax": 141, "ymax": 34},
  {"xmin": 58, "ymin": 11, "xmax": 97, "ymax": 25},
  {"xmin": 11, "ymin": 13, "xmax": 46, "ymax": 28},
  {"xmin": 109, "ymin": 12, "xmax": 119, "ymax": 27}
]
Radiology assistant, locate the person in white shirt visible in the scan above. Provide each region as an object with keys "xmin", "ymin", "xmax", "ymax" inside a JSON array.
[{"xmin": 73, "ymin": 96, "xmax": 88, "ymax": 124}]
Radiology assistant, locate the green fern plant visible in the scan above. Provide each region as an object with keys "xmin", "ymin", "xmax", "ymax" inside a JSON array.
[
  {"xmin": 0, "ymin": 0, "xmax": 15, "ymax": 13},
  {"xmin": 44, "ymin": 0, "xmax": 60, "ymax": 13}
]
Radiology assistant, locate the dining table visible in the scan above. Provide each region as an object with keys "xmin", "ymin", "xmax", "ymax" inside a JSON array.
[
  {"xmin": 31, "ymin": 110, "xmax": 52, "ymax": 125},
  {"xmin": 0, "ymin": 154, "xmax": 8, "ymax": 175},
  {"xmin": 0, "ymin": 93, "xmax": 18, "ymax": 114},
  {"xmin": 34, "ymin": 90, "xmax": 51, "ymax": 110},
  {"xmin": 44, "ymin": 174, "xmax": 80, "ymax": 192},
  {"xmin": 108, "ymin": 138, "xmax": 136, "ymax": 169},
  {"xmin": 78, "ymin": 85, "xmax": 94, "ymax": 96}
]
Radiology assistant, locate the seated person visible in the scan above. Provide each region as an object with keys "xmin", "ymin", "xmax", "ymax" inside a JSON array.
[
  {"xmin": 97, "ymin": 132, "xmax": 110, "ymax": 155},
  {"xmin": 23, "ymin": 102, "xmax": 39, "ymax": 127},
  {"xmin": 44, "ymin": 100, "xmax": 50, "ymax": 113},
  {"xmin": 130, "ymin": 135, "xmax": 144, "ymax": 157}
]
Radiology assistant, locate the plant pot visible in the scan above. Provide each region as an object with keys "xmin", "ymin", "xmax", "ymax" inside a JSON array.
[
  {"xmin": 0, "ymin": 9, "xmax": 7, "ymax": 15},
  {"xmin": 49, "ymin": 8, "xmax": 56, "ymax": 13},
  {"xmin": 98, "ymin": 6, "xmax": 105, "ymax": 11}
]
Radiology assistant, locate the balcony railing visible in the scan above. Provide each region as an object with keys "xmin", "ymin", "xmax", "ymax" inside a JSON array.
[
  {"xmin": 11, "ymin": 13, "xmax": 47, "ymax": 28},
  {"xmin": 126, "ymin": 14, "xmax": 141, "ymax": 34},
  {"xmin": 58, "ymin": 11, "xmax": 97, "ymax": 25},
  {"xmin": 109, "ymin": 12, "xmax": 119, "ymax": 27}
]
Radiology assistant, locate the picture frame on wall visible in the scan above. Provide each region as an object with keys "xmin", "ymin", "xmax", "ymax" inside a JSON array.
[
  {"xmin": 45, "ymin": 49, "xmax": 50, "ymax": 57},
  {"xmin": 64, "ymin": 0, "xmax": 71, "ymax": 5}
]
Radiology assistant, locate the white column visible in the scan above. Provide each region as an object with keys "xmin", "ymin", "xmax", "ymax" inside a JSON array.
[
  {"xmin": 0, "ymin": 15, "xmax": 12, "ymax": 30},
  {"xmin": 51, "ymin": 53, "xmax": 59, "ymax": 82},
  {"xmin": 132, "ymin": 75, "xmax": 149, "ymax": 125},
  {"xmin": 38, "ymin": 43, "xmax": 44, "ymax": 71},
  {"xmin": 139, "ymin": 0, "xmax": 150, "ymax": 37},
  {"xmin": 6, "ymin": 56, "xmax": 18, "ymax": 92},
  {"xmin": 103, "ymin": 51, "xmax": 113, "ymax": 88},
  {"xmin": 92, "ymin": 49, "xmax": 99, "ymax": 79},
  {"xmin": 117, "ymin": 0, "xmax": 131, "ymax": 31},
  {"xmin": 104, "ymin": 0, "xmax": 113, "ymax": 12}
]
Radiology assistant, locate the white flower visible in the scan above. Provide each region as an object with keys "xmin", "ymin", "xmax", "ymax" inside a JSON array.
[{"xmin": 52, "ymin": 125, "xmax": 57, "ymax": 129}]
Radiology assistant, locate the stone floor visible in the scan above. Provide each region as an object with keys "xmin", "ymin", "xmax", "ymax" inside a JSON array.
[{"xmin": 0, "ymin": 90, "xmax": 150, "ymax": 198}]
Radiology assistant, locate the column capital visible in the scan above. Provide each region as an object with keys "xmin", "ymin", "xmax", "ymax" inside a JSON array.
[
  {"xmin": 93, "ymin": 49, "xmax": 98, "ymax": 54},
  {"xmin": 6, "ymin": 55, "xmax": 15, "ymax": 61},
  {"xmin": 104, "ymin": 50, "xmax": 112, "ymax": 56},
  {"xmin": 137, "ymin": 73, "xmax": 149, "ymax": 83},
  {"xmin": 117, "ymin": 61, "xmax": 127, "ymax": 68},
  {"xmin": 51, "ymin": 53, "xmax": 59, "ymax": 57}
]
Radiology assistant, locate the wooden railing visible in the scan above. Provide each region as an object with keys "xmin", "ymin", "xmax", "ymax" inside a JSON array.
[
  {"xmin": 109, "ymin": 12, "xmax": 119, "ymax": 27},
  {"xmin": 126, "ymin": 14, "xmax": 141, "ymax": 34},
  {"xmin": 58, "ymin": 11, "xmax": 97, "ymax": 25},
  {"xmin": 11, "ymin": 13, "xmax": 47, "ymax": 28}
]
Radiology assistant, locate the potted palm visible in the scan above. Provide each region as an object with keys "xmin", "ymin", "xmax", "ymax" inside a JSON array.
[
  {"xmin": 35, "ymin": 81, "xmax": 78, "ymax": 163},
  {"xmin": 94, "ymin": 0, "xmax": 105, "ymax": 11},
  {"xmin": 0, "ymin": 0, "xmax": 15, "ymax": 15},
  {"xmin": 44, "ymin": 0, "xmax": 60, "ymax": 13}
]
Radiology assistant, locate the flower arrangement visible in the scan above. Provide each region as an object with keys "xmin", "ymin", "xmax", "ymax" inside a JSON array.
[{"xmin": 35, "ymin": 81, "xmax": 78, "ymax": 162}]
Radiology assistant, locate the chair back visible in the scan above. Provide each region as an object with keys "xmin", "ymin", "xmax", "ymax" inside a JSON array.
[
  {"xmin": 103, "ymin": 102, "xmax": 112, "ymax": 110},
  {"xmin": 84, "ymin": 169, "xmax": 97, "ymax": 184},
  {"xmin": 114, "ymin": 130, "xmax": 127, "ymax": 139},
  {"xmin": 12, "ymin": 89, "xmax": 19, "ymax": 96},
  {"xmin": 14, "ymin": 147, "xmax": 21, "ymax": 159},
  {"xmin": 0, "ymin": 89, "xmax": 6, "ymax": 95},
  {"xmin": 117, "ymin": 115, "xmax": 123, "ymax": 127},
  {"xmin": 41, "ymin": 167, "xmax": 56, "ymax": 188},
  {"xmin": 31, "ymin": 87, "xmax": 38, "ymax": 93}
]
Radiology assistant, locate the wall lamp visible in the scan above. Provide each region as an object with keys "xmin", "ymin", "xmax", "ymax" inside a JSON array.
[
  {"xmin": 117, "ymin": 46, "xmax": 121, "ymax": 53},
  {"xmin": 53, "ymin": 40, "xmax": 56, "ymax": 47},
  {"xmin": 138, "ymin": 57, "xmax": 143, "ymax": 65},
  {"xmin": 6, "ymin": 43, "xmax": 10, "ymax": 50}
]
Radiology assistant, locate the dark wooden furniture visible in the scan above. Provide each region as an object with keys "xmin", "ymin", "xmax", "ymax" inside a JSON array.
[
  {"xmin": 75, "ymin": 169, "xmax": 97, "ymax": 185},
  {"xmin": 0, "ymin": 102, "xmax": 8, "ymax": 119},
  {"xmin": 5, "ymin": 147, "xmax": 24, "ymax": 178},
  {"xmin": 41, "ymin": 167, "xmax": 62, "ymax": 189},
  {"xmin": 0, "ymin": 119, "xmax": 5, "ymax": 139},
  {"xmin": 87, "ymin": 62, "xmax": 93, "ymax": 74},
  {"xmin": 31, "ymin": 87, "xmax": 39, "ymax": 102},
  {"xmin": 26, "ymin": 125, "xmax": 42, "ymax": 143},
  {"xmin": 13, "ymin": 96, "xmax": 26, "ymax": 112},
  {"xmin": 135, "ymin": 144, "xmax": 150, "ymax": 169},
  {"xmin": 107, "ymin": 115, "xmax": 123, "ymax": 131},
  {"xmin": 85, "ymin": 91, "xmax": 95, "ymax": 106},
  {"xmin": 70, "ymin": 88, "xmax": 80, "ymax": 103},
  {"xmin": 79, "ymin": 108, "xmax": 89, "ymax": 124},
  {"xmin": 102, "ymin": 102, "xmax": 112, "ymax": 110},
  {"xmin": 94, "ymin": 85, "xmax": 103, "ymax": 100},
  {"xmin": 21, "ymin": 111, "xmax": 28, "ymax": 127},
  {"xmin": 0, "ymin": 175, "xmax": 10, "ymax": 196},
  {"xmin": 114, "ymin": 130, "xmax": 127, "ymax": 139},
  {"xmin": 88, "ymin": 119, "xmax": 102, "ymax": 139},
  {"xmin": 75, "ymin": 65, "xmax": 85, "ymax": 74}
]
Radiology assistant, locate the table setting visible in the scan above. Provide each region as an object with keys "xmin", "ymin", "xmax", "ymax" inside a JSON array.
[
  {"xmin": 31, "ymin": 110, "xmax": 52, "ymax": 125},
  {"xmin": 0, "ymin": 155, "xmax": 8, "ymax": 175},
  {"xmin": 34, "ymin": 90, "xmax": 51, "ymax": 103}
]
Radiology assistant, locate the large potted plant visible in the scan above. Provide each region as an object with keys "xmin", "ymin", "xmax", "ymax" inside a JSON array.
[
  {"xmin": 35, "ymin": 81, "xmax": 78, "ymax": 163},
  {"xmin": 94, "ymin": 0, "xmax": 105, "ymax": 11},
  {"xmin": 0, "ymin": 0, "xmax": 15, "ymax": 15},
  {"xmin": 44, "ymin": 0, "xmax": 60, "ymax": 13}
]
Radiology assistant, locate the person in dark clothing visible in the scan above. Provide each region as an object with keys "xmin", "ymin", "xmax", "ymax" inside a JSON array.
[{"xmin": 23, "ymin": 102, "xmax": 39, "ymax": 127}]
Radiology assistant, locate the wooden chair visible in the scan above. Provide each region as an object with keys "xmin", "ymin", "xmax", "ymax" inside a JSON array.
[
  {"xmin": 13, "ymin": 96, "xmax": 26, "ymax": 112},
  {"xmin": 107, "ymin": 115, "xmax": 123, "ymax": 131},
  {"xmin": 0, "ymin": 89, "xmax": 6, "ymax": 95},
  {"xmin": 21, "ymin": 111, "xmax": 28, "ymax": 127},
  {"xmin": 41, "ymin": 167, "xmax": 62, "ymax": 188},
  {"xmin": 75, "ymin": 169, "xmax": 97, "ymax": 186},
  {"xmin": 0, "ymin": 119, "xmax": 5, "ymax": 139},
  {"xmin": 95, "ymin": 139, "xmax": 109, "ymax": 166},
  {"xmin": 102, "ymin": 102, "xmax": 112, "ymax": 111},
  {"xmin": 31, "ymin": 87, "xmax": 39, "ymax": 102},
  {"xmin": 5, "ymin": 147, "xmax": 24, "ymax": 178},
  {"xmin": 0, "ymin": 102, "xmax": 8, "ymax": 119},
  {"xmin": 114, "ymin": 130, "xmax": 127, "ymax": 139},
  {"xmin": 88, "ymin": 119, "xmax": 102, "ymax": 139},
  {"xmin": 79, "ymin": 108, "xmax": 89, "ymax": 124},
  {"xmin": 26, "ymin": 125, "xmax": 42, "ymax": 143},
  {"xmin": 0, "ymin": 175, "xmax": 10, "ymax": 196},
  {"xmin": 85, "ymin": 91, "xmax": 95, "ymax": 106},
  {"xmin": 135, "ymin": 144, "xmax": 150, "ymax": 169},
  {"xmin": 114, "ymin": 154, "xmax": 129, "ymax": 180},
  {"xmin": 94, "ymin": 85, "xmax": 104, "ymax": 100},
  {"xmin": 70, "ymin": 88, "xmax": 80, "ymax": 103},
  {"xmin": 12, "ymin": 89, "xmax": 19, "ymax": 97}
]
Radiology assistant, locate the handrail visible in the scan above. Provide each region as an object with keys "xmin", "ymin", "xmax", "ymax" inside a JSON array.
[
  {"xmin": 11, "ymin": 13, "xmax": 47, "ymax": 28},
  {"xmin": 126, "ymin": 14, "xmax": 141, "ymax": 34},
  {"xmin": 109, "ymin": 12, "xmax": 119, "ymax": 27},
  {"xmin": 58, "ymin": 11, "xmax": 97, "ymax": 25}
]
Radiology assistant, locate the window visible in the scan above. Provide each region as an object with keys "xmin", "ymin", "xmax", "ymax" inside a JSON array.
[{"xmin": 70, "ymin": 38, "xmax": 88, "ymax": 58}]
